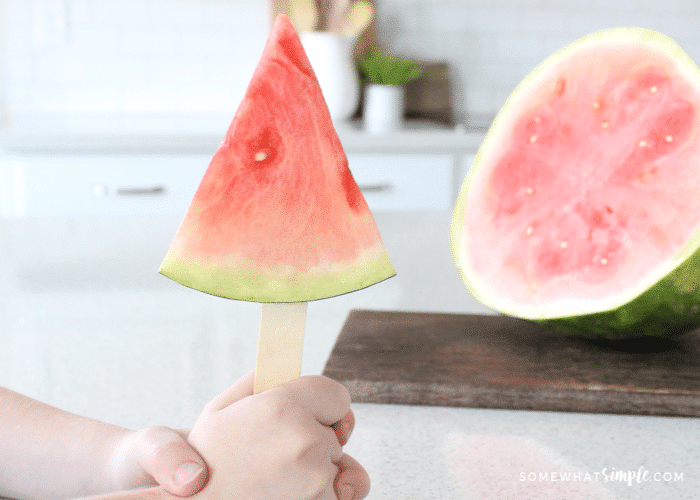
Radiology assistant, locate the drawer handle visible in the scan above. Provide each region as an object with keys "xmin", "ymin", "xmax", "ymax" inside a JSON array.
[
  {"xmin": 358, "ymin": 183, "xmax": 392, "ymax": 193},
  {"xmin": 116, "ymin": 186, "xmax": 166, "ymax": 196}
]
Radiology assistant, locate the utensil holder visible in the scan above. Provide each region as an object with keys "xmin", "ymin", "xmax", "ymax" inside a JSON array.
[{"xmin": 301, "ymin": 32, "xmax": 359, "ymax": 122}]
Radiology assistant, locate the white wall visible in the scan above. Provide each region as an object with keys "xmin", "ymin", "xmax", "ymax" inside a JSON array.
[
  {"xmin": 4, "ymin": 0, "xmax": 700, "ymax": 134},
  {"xmin": 0, "ymin": 0, "xmax": 9, "ymax": 131},
  {"xmin": 375, "ymin": 0, "xmax": 700, "ymax": 125},
  {"xmin": 3, "ymin": 0, "xmax": 270, "ymax": 135}
]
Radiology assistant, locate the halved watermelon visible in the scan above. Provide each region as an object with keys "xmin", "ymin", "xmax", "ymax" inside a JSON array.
[
  {"xmin": 452, "ymin": 27, "xmax": 700, "ymax": 339},
  {"xmin": 160, "ymin": 14, "xmax": 395, "ymax": 302}
]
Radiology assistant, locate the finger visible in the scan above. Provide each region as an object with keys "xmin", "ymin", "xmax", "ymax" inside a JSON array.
[
  {"xmin": 205, "ymin": 370, "xmax": 255, "ymax": 412},
  {"xmin": 318, "ymin": 424, "xmax": 344, "ymax": 464},
  {"xmin": 277, "ymin": 375, "xmax": 351, "ymax": 426},
  {"xmin": 334, "ymin": 453, "xmax": 370, "ymax": 500},
  {"xmin": 137, "ymin": 426, "xmax": 208, "ymax": 497},
  {"xmin": 332, "ymin": 409, "xmax": 355, "ymax": 446},
  {"xmin": 316, "ymin": 462, "xmax": 344, "ymax": 500}
]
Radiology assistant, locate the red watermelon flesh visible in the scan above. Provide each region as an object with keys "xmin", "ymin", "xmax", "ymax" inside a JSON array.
[
  {"xmin": 160, "ymin": 15, "xmax": 395, "ymax": 302},
  {"xmin": 453, "ymin": 28, "xmax": 700, "ymax": 335}
]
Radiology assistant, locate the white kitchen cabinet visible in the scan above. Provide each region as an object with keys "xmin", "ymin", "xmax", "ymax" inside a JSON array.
[
  {"xmin": 0, "ymin": 126, "xmax": 485, "ymax": 218},
  {"xmin": 0, "ymin": 155, "xmax": 209, "ymax": 218},
  {"xmin": 348, "ymin": 154, "xmax": 454, "ymax": 211},
  {"xmin": 1, "ymin": 152, "xmax": 468, "ymax": 218}
]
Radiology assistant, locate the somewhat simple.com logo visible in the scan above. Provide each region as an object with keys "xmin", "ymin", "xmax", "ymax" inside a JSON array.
[{"xmin": 519, "ymin": 467, "xmax": 684, "ymax": 487}]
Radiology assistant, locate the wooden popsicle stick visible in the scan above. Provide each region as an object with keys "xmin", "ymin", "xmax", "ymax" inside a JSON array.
[{"xmin": 254, "ymin": 302, "xmax": 308, "ymax": 394}]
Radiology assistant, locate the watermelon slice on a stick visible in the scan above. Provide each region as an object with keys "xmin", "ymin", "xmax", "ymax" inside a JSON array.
[{"xmin": 159, "ymin": 14, "xmax": 395, "ymax": 393}]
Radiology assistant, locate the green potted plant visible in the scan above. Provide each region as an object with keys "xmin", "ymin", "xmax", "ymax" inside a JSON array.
[{"xmin": 359, "ymin": 49, "xmax": 422, "ymax": 133}]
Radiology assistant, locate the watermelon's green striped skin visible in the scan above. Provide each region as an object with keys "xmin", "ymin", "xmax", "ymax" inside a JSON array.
[
  {"xmin": 538, "ymin": 246, "xmax": 700, "ymax": 339},
  {"xmin": 452, "ymin": 28, "xmax": 700, "ymax": 339},
  {"xmin": 160, "ymin": 15, "xmax": 395, "ymax": 303}
]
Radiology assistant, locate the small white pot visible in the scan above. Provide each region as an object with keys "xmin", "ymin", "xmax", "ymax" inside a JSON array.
[{"xmin": 363, "ymin": 84, "xmax": 405, "ymax": 134}]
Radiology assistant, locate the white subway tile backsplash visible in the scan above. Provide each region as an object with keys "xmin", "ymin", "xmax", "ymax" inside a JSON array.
[
  {"xmin": 149, "ymin": 57, "xmax": 205, "ymax": 85},
  {"xmin": 3, "ymin": 0, "xmax": 271, "ymax": 133},
  {"xmin": 495, "ymin": 36, "xmax": 543, "ymax": 61},
  {"xmin": 464, "ymin": 88, "xmax": 496, "ymax": 117},
  {"xmin": 64, "ymin": 85, "xmax": 123, "ymax": 114},
  {"xmin": 426, "ymin": 5, "xmax": 471, "ymax": 32},
  {"xmin": 376, "ymin": 0, "xmax": 700, "ymax": 123},
  {"xmin": 91, "ymin": 57, "xmax": 149, "ymax": 85},
  {"xmin": 540, "ymin": 36, "xmax": 577, "ymax": 58},
  {"xmin": 12, "ymin": 84, "xmax": 66, "ymax": 114},
  {"xmin": 661, "ymin": 16, "xmax": 700, "ymax": 39},
  {"xmin": 517, "ymin": 9, "xmax": 571, "ymax": 35},
  {"xmin": 179, "ymin": 31, "xmax": 233, "ymax": 56},
  {"xmin": 89, "ymin": 0, "xmax": 150, "ymax": 29},
  {"xmin": 3, "ymin": 0, "xmax": 700, "ymax": 133},
  {"xmin": 147, "ymin": 0, "xmax": 205, "ymax": 29},
  {"xmin": 121, "ymin": 86, "xmax": 178, "ymax": 113},
  {"xmin": 590, "ymin": 0, "xmax": 665, "ymax": 15},
  {"xmin": 7, "ymin": 57, "xmax": 35, "ymax": 86},
  {"xmin": 176, "ymin": 85, "xmax": 240, "ymax": 114},
  {"xmin": 202, "ymin": 1, "xmax": 267, "ymax": 29},
  {"xmin": 122, "ymin": 30, "xmax": 178, "ymax": 56},
  {"xmin": 36, "ymin": 56, "xmax": 89, "ymax": 85},
  {"xmin": 70, "ymin": 29, "xmax": 122, "ymax": 55}
]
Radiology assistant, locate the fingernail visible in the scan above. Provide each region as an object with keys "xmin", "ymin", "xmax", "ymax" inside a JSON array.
[
  {"xmin": 339, "ymin": 484, "xmax": 355, "ymax": 500},
  {"xmin": 173, "ymin": 461, "xmax": 205, "ymax": 486}
]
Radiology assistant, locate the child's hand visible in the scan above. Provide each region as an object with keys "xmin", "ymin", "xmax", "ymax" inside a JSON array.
[
  {"xmin": 187, "ymin": 371, "xmax": 370, "ymax": 500},
  {"xmin": 0, "ymin": 386, "xmax": 209, "ymax": 500},
  {"xmin": 111, "ymin": 426, "xmax": 208, "ymax": 496}
]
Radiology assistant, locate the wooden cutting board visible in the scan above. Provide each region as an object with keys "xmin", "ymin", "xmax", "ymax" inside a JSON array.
[{"xmin": 322, "ymin": 310, "xmax": 700, "ymax": 417}]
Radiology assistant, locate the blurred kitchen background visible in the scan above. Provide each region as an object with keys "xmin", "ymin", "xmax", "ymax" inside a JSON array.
[
  {"xmin": 3, "ymin": 7, "xmax": 700, "ymax": 497},
  {"xmin": 3, "ymin": 0, "xmax": 700, "ymax": 138}
]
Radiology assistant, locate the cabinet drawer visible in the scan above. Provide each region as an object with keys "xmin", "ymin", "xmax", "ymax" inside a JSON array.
[
  {"xmin": 348, "ymin": 154, "xmax": 454, "ymax": 211},
  {"xmin": 1, "ymin": 155, "xmax": 209, "ymax": 217},
  {"xmin": 1, "ymin": 152, "xmax": 456, "ymax": 217}
]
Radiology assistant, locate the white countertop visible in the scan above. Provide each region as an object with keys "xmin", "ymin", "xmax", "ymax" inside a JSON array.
[
  {"xmin": 0, "ymin": 119, "xmax": 485, "ymax": 155},
  {"xmin": 0, "ymin": 212, "xmax": 697, "ymax": 499}
]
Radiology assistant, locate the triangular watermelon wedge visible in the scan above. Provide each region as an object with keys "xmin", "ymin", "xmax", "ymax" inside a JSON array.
[{"xmin": 160, "ymin": 14, "xmax": 395, "ymax": 303}]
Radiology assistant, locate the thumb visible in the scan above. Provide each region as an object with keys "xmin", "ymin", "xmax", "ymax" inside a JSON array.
[{"xmin": 137, "ymin": 426, "xmax": 208, "ymax": 497}]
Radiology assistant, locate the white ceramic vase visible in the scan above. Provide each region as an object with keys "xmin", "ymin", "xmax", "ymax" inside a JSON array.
[
  {"xmin": 363, "ymin": 84, "xmax": 405, "ymax": 134},
  {"xmin": 301, "ymin": 32, "xmax": 360, "ymax": 122}
]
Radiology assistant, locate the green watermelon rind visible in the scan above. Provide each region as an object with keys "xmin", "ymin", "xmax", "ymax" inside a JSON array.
[
  {"xmin": 451, "ymin": 27, "xmax": 700, "ymax": 338},
  {"xmin": 535, "ymin": 244, "xmax": 700, "ymax": 339},
  {"xmin": 159, "ymin": 249, "xmax": 396, "ymax": 303}
]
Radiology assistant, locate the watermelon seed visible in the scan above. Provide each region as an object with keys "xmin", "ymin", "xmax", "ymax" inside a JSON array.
[
  {"xmin": 650, "ymin": 85, "xmax": 658, "ymax": 94},
  {"xmin": 534, "ymin": 116, "xmax": 541, "ymax": 124},
  {"xmin": 665, "ymin": 135, "xmax": 673, "ymax": 143},
  {"xmin": 554, "ymin": 78, "xmax": 566, "ymax": 96},
  {"xmin": 638, "ymin": 139, "xmax": 647, "ymax": 147},
  {"xmin": 601, "ymin": 121, "xmax": 610, "ymax": 129},
  {"xmin": 529, "ymin": 134, "xmax": 538, "ymax": 144},
  {"xmin": 593, "ymin": 101, "xmax": 601, "ymax": 109},
  {"xmin": 526, "ymin": 186, "xmax": 535, "ymax": 195},
  {"xmin": 600, "ymin": 258, "xmax": 608, "ymax": 265},
  {"xmin": 254, "ymin": 151, "xmax": 268, "ymax": 161},
  {"xmin": 526, "ymin": 226, "xmax": 534, "ymax": 236},
  {"xmin": 560, "ymin": 241, "xmax": 568, "ymax": 249}
]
